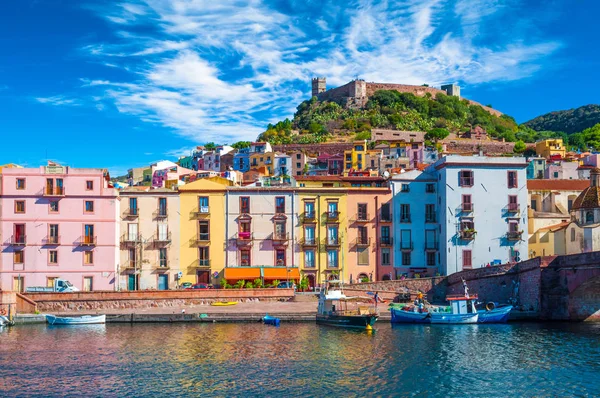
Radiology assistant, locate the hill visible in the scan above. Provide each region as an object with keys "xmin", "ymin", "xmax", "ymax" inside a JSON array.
[
  {"xmin": 258, "ymin": 90, "xmax": 520, "ymax": 145},
  {"xmin": 524, "ymin": 104, "xmax": 600, "ymax": 134}
]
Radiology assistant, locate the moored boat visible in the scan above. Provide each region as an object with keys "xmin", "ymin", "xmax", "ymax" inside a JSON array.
[
  {"xmin": 211, "ymin": 301, "xmax": 238, "ymax": 306},
  {"xmin": 316, "ymin": 281, "xmax": 378, "ymax": 330},
  {"xmin": 477, "ymin": 304, "xmax": 513, "ymax": 323},
  {"xmin": 45, "ymin": 314, "xmax": 106, "ymax": 325},
  {"xmin": 390, "ymin": 306, "xmax": 430, "ymax": 323},
  {"xmin": 262, "ymin": 315, "xmax": 281, "ymax": 326}
]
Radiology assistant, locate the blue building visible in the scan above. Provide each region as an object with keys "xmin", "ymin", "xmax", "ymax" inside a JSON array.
[{"xmin": 233, "ymin": 148, "xmax": 250, "ymax": 172}]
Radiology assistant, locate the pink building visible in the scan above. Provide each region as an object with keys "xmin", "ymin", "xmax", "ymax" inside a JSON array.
[{"xmin": 0, "ymin": 163, "xmax": 119, "ymax": 291}]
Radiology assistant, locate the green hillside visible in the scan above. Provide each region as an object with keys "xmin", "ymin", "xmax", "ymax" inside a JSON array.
[{"xmin": 524, "ymin": 105, "xmax": 600, "ymax": 135}]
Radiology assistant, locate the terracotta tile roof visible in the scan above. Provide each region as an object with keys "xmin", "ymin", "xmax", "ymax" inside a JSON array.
[
  {"xmin": 572, "ymin": 186, "xmax": 600, "ymax": 210},
  {"xmin": 538, "ymin": 221, "xmax": 571, "ymax": 232},
  {"xmin": 296, "ymin": 176, "xmax": 342, "ymax": 181},
  {"xmin": 527, "ymin": 179, "xmax": 590, "ymax": 191}
]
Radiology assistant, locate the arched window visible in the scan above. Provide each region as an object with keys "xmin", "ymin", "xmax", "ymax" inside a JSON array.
[{"xmin": 586, "ymin": 211, "xmax": 594, "ymax": 223}]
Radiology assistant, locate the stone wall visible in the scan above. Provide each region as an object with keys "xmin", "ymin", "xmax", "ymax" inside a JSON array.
[
  {"xmin": 25, "ymin": 289, "xmax": 295, "ymax": 313},
  {"xmin": 273, "ymin": 143, "xmax": 353, "ymax": 155},
  {"xmin": 347, "ymin": 277, "xmax": 448, "ymax": 303}
]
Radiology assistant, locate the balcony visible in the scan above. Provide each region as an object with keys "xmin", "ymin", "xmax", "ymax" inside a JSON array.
[
  {"xmin": 459, "ymin": 230, "xmax": 476, "ymax": 241},
  {"xmin": 122, "ymin": 261, "xmax": 138, "ymax": 270},
  {"xmin": 42, "ymin": 187, "xmax": 65, "ymax": 197},
  {"xmin": 301, "ymin": 237, "xmax": 318, "ymax": 247},
  {"xmin": 379, "ymin": 213, "xmax": 393, "ymax": 223},
  {"xmin": 10, "ymin": 235, "xmax": 26, "ymax": 246},
  {"xmin": 302, "ymin": 212, "xmax": 316, "ymax": 223},
  {"xmin": 425, "ymin": 212, "xmax": 437, "ymax": 223},
  {"xmin": 190, "ymin": 233, "xmax": 211, "ymax": 246},
  {"xmin": 236, "ymin": 232, "xmax": 254, "ymax": 245},
  {"xmin": 380, "ymin": 237, "xmax": 393, "ymax": 246},
  {"xmin": 190, "ymin": 207, "xmax": 210, "ymax": 218},
  {"xmin": 354, "ymin": 237, "xmax": 371, "ymax": 247},
  {"xmin": 123, "ymin": 208, "xmax": 139, "ymax": 219},
  {"xmin": 121, "ymin": 234, "xmax": 141, "ymax": 247},
  {"xmin": 154, "ymin": 260, "xmax": 170, "ymax": 270},
  {"xmin": 79, "ymin": 236, "xmax": 97, "ymax": 246},
  {"xmin": 400, "ymin": 215, "xmax": 411, "ymax": 223},
  {"xmin": 42, "ymin": 235, "xmax": 60, "ymax": 245},
  {"xmin": 190, "ymin": 259, "xmax": 211, "ymax": 268},
  {"xmin": 400, "ymin": 241, "xmax": 413, "ymax": 251},
  {"xmin": 275, "ymin": 206, "xmax": 285, "ymax": 215},
  {"xmin": 271, "ymin": 232, "xmax": 290, "ymax": 246},
  {"xmin": 425, "ymin": 241, "xmax": 439, "ymax": 251},
  {"xmin": 324, "ymin": 237, "xmax": 341, "ymax": 247},
  {"xmin": 507, "ymin": 231, "xmax": 523, "ymax": 241},
  {"xmin": 325, "ymin": 211, "xmax": 340, "ymax": 223},
  {"xmin": 459, "ymin": 177, "xmax": 474, "ymax": 187},
  {"xmin": 505, "ymin": 203, "xmax": 520, "ymax": 215},
  {"xmin": 153, "ymin": 209, "xmax": 168, "ymax": 219},
  {"xmin": 152, "ymin": 232, "xmax": 172, "ymax": 246},
  {"xmin": 461, "ymin": 203, "xmax": 474, "ymax": 213},
  {"xmin": 327, "ymin": 261, "xmax": 340, "ymax": 269},
  {"xmin": 353, "ymin": 212, "xmax": 370, "ymax": 223}
]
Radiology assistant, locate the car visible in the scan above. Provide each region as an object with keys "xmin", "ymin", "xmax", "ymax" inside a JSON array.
[
  {"xmin": 180, "ymin": 282, "xmax": 193, "ymax": 289},
  {"xmin": 277, "ymin": 281, "xmax": 296, "ymax": 289},
  {"xmin": 187, "ymin": 283, "xmax": 212, "ymax": 289}
]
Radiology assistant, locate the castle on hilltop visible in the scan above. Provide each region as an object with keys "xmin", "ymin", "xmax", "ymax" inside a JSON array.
[{"xmin": 310, "ymin": 77, "xmax": 499, "ymax": 116}]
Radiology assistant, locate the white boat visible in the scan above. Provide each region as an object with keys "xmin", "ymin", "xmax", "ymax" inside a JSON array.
[
  {"xmin": 46, "ymin": 314, "xmax": 106, "ymax": 325},
  {"xmin": 0, "ymin": 315, "xmax": 9, "ymax": 327},
  {"xmin": 316, "ymin": 280, "xmax": 378, "ymax": 330},
  {"xmin": 429, "ymin": 280, "xmax": 479, "ymax": 324}
]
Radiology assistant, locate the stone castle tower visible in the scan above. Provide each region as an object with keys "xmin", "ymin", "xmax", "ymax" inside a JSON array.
[
  {"xmin": 441, "ymin": 84, "xmax": 461, "ymax": 98},
  {"xmin": 311, "ymin": 77, "xmax": 326, "ymax": 97}
]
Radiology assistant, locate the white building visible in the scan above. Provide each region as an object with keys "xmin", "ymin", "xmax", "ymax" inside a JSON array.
[
  {"xmin": 274, "ymin": 153, "xmax": 291, "ymax": 177},
  {"xmin": 391, "ymin": 156, "xmax": 529, "ymax": 276}
]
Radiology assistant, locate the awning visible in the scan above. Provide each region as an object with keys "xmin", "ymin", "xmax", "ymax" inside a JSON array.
[
  {"xmin": 224, "ymin": 267, "xmax": 261, "ymax": 280},
  {"xmin": 263, "ymin": 267, "xmax": 301, "ymax": 280}
]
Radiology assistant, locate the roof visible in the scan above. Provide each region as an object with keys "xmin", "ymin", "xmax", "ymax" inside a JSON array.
[
  {"xmin": 537, "ymin": 221, "xmax": 571, "ymax": 232},
  {"xmin": 371, "ymin": 129, "xmax": 426, "ymax": 142},
  {"xmin": 527, "ymin": 179, "xmax": 590, "ymax": 191},
  {"xmin": 572, "ymin": 186, "xmax": 600, "ymax": 210}
]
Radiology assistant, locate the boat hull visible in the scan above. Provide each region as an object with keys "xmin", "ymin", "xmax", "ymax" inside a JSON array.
[
  {"xmin": 46, "ymin": 315, "xmax": 106, "ymax": 325},
  {"xmin": 211, "ymin": 302, "xmax": 237, "ymax": 307},
  {"xmin": 316, "ymin": 314, "xmax": 378, "ymax": 329},
  {"xmin": 478, "ymin": 306, "xmax": 513, "ymax": 323},
  {"xmin": 429, "ymin": 312, "xmax": 478, "ymax": 324},
  {"xmin": 263, "ymin": 315, "xmax": 281, "ymax": 326},
  {"xmin": 390, "ymin": 308, "xmax": 430, "ymax": 324}
]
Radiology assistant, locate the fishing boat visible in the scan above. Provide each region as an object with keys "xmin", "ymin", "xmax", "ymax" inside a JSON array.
[
  {"xmin": 390, "ymin": 293, "xmax": 431, "ymax": 324},
  {"xmin": 45, "ymin": 314, "xmax": 106, "ymax": 325},
  {"xmin": 316, "ymin": 280, "xmax": 378, "ymax": 330},
  {"xmin": 429, "ymin": 295, "xmax": 479, "ymax": 324},
  {"xmin": 477, "ymin": 304, "xmax": 513, "ymax": 323},
  {"xmin": 262, "ymin": 315, "xmax": 280, "ymax": 326},
  {"xmin": 211, "ymin": 301, "xmax": 237, "ymax": 306}
]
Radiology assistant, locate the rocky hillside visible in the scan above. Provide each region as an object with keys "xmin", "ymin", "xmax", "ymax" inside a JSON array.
[{"xmin": 524, "ymin": 104, "xmax": 600, "ymax": 134}]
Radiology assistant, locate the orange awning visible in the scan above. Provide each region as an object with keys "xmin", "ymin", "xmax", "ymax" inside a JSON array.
[
  {"xmin": 263, "ymin": 267, "xmax": 300, "ymax": 280},
  {"xmin": 224, "ymin": 267, "xmax": 261, "ymax": 281}
]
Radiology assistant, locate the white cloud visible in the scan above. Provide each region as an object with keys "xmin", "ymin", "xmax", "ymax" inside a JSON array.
[
  {"xmin": 78, "ymin": 0, "xmax": 561, "ymax": 143},
  {"xmin": 35, "ymin": 95, "xmax": 80, "ymax": 106}
]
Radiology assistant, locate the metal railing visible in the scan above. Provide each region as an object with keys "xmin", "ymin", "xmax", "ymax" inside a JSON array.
[
  {"xmin": 271, "ymin": 232, "xmax": 290, "ymax": 244},
  {"xmin": 155, "ymin": 260, "xmax": 170, "ymax": 269},
  {"xmin": 355, "ymin": 237, "xmax": 371, "ymax": 247},
  {"xmin": 301, "ymin": 237, "xmax": 318, "ymax": 246},
  {"xmin": 236, "ymin": 232, "xmax": 254, "ymax": 244},
  {"xmin": 507, "ymin": 231, "xmax": 523, "ymax": 241},
  {"xmin": 425, "ymin": 212, "xmax": 436, "ymax": 223},
  {"xmin": 325, "ymin": 211, "xmax": 340, "ymax": 222},
  {"xmin": 43, "ymin": 187, "xmax": 65, "ymax": 196},
  {"xmin": 10, "ymin": 235, "xmax": 26, "ymax": 245},
  {"xmin": 459, "ymin": 230, "xmax": 476, "ymax": 240},
  {"xmin": 425, "ymin": 241, "xmax": 439, "ymax": 250},
  {"xmin": 191, "ymin": 207, "xmax": 210, "ymax": 217},
  {"xmin": 400, "ymin": 215, "xmax": 411, "ymax": 223},
  {"xmin": 79, "ymin": 235, "xmax": 97, "ymax": 246},
  {"xmin": 506, "ymin": 203, "xmax": 520, "ymax": 214},
  {"xmin": 461, "ymin": 203, "xmax": 474, "ymax": 213},
  {"xmin": 123, "ymin": 208, "xmax": 139, "ymax": 218},
  {"xmin": 121, "ymin": 233, "xmax": 142, "ymax": 245},
  {"xmin": 379, "ymin": 213, "xmax": 393, "ymax": 222},
  {"xmin": 153, "ymin": 209, "xmax": 168, "ymax": 219},
  {"xmin": 43, "ymin": 235, "xmax": 60, "ymax": 245},
  {"xmin": 354, "ymin": 212, "xmax": 369, "ymax": 222},
  {"xmin": 380, "ymin": 237, "xmax": 393, "ymax": 246},
  {"xmin": 152, "ymin": 232, "xmax": 172, "ymax": 245},
  {"xmin": 302, "ymin": 212, "xmax": 316, "ymax": 223},
  {"xmin": 324, "ymin": 237, "xmax": 341, "ymax": 246}
]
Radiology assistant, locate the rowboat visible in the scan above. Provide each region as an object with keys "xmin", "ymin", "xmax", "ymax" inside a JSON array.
[
  {"xmin": 45, "ymin": 314, "xmax": 106, "ymax": 325},
  {"xmin": 262, "ymin": 315, "xmax": 280, "ymax": 326},
  {"xmin": 316, "ymin": 280, "xmax": 378, "ymax": 330},
  {"xmin": 211, "ymin": 301, "xmax": 238, "ymax": 306}
]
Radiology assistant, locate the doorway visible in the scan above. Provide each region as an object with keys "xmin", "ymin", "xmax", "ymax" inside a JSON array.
[
  {"xmin": 127, "ymin": 274, "xmax": 138, "ymax": 291},
  {"xmin": 197, "ymin": 271, "xmax": 209, "ymax": 284},
  {"xmin": 13, "ymin": 276, "xmax": 24, "ymax": 292},
  {"xmin": 158, "ymin": 274, "xmax": 169, "ymax": 290}
]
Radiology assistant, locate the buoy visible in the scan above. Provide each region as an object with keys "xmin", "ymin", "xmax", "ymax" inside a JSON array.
[
  {"xmin": 486, "ymin": 302, "xmax": 496, "ymax": 311},
  {"xmin": 366, "ymin": 324, "xmax": 373, "ymax": 331}
]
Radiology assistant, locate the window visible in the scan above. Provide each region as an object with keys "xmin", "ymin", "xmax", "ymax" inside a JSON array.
[
  {"xmin": 531, "ymin": 199, "xmax": 537, "ymax": 212},
  {"xmin": 304, "ymin": 201, "xmax": 315, "ymax": 219},
  {"xmin": 84, "ymin": 225, "xmax": 94, "ymax": 243},
  {"xmin": 327, "ymin": 250, "xmax": 339, "ymax": 268},
  {"xmin": 381, "ymin": 226, "xmax": 391, "ymax": 245},
  {"xmin": 425, "ymin": 204, "xmax": 435, "ymax": 222},
  {"xmin": 86, "ymin": 180, "xmax": 94, "ymax": 190},
  {"xmin": 195, "ymin": 243, "xmax": 210, "ymax": 261},
  {"xmin": 129, "ymin": 198, "xmax": 138, "ymax": 215},
  {"xmin": 507, "ymin": 171, "xmax": 518, "ymax": 188},
  {"xmin": 463, "ymin": 250, "xmax": 472, "ymax": 269},
  {"xmin": 84, "ymin": 250, "xmax": 94, "ymax": 264},
  {"xmin": 240, "ymin": 249, "xmax": 251, "ymax": 266},
  {"xmin": 380, "ymin": 203, "xmax": 391, "ymax": 221},
  {"xmin": 553, "ymin": 171, "xmax": 559, "ymax": 178},
  {"xmin": 159, "ymin": 248, "xmax": 168, "ymax": 267},
  {"xmin": 401, "ymin": 184, "xmax": 410, "ymax": 192},
  {"xmin": 381, "ymin": 248, "xmax": 391, "ymax": 265},
  {"xmin": 158, "ymin": 198, "xmax": 167, "ymax": 216},
  {"xmin": 462, "ymin": 195, "xmax": 473, "ymax": 212},
  {"xmin": 47, "ymin": 200, "xmax": 59, "ymax": 213},
  {"xmin": 425, "ymin": 229, "xmax": 437, "ymax": 250},
  {"xmin": 402, "ymin": 252, "xmax": 411, "ymax": 266},
  {"xmin": 400, "ymin": 230, "xmax": 412, "ymax": 250},
  {"xmin": 240, "ymin": 197, "xmax": 250, "ymax": 214},
  {"xmin": 16, "ymin": 178, "xmax": 25, "ymax": 190},
  {"xmin": 304, "ymin": 226, "xmax": 316, "ymax": 244},
  {"xmin": 275, "ymin": 249, "xmax": 286, "ymax": 266},
  {"xmin": 15, "ymin": 200, "xmax": 25, "ymax": 213},
  {"xmin": 459, "ymin": 170, "xmax": 474, "ymax": 187},
  {"xmin": 357, "ymin": 247, "xmax": 369, "ymax": 265},
  {"xmin": 400, "ymin": 204, "xmax": 410, "ymax": 222},
  {"xmin": 427, "ymin": 252, "xmax": 436, "ymax": 266},
  {"xmin": 275, "ymin": 197, "xmax": 285, "ymax": 214},
  {"xmin": 49, "ymin": 224, "xmax": 59, "ymax": 244},
  {"xmin": 304, "ymin": 250, "xmax": 315, "ymax": 268},
  {"xmin": 571, "ymin": 228, "xmax": 576, "ymax": 242},
  {"xmin": 357, "ymin": 203, "xmax": 368, "ymax": 220},
  {"xmin": 14, "ymin": 250, "xmax": 24, "ymax": 264},
  {"xmin": 49, "ymin": 250, "xmax": 58, "ymax": 264},
  {"xmin": 13, "ymin": 224, "xmax": 25, "ymax": 245},
  {"xmin": 508, "ymin": 195, "xmax": 518, "ymax": 211},
  {"xmin": 84, "ymin": 201, "xmax": 94, "ymax": 213},
  {"xmin": 461, "ymin": 219, "xmax": 475, "ymax": 232},
  {"xmin": 426, "ymin": 183, "xmax": 435, "ymax": 193},
  {"xmin": 274, "ymin": 221, "xmax": 286, "ymax": 239},
  {"xmin": 296, "ymin": 154, "xmax": 301, "ymax": 160},
  {"xmin": 327, "ymin": 201, "xmax": 338, "ymax": 219},
  {"xmin": 327, "ymin": 226, "xmax": 339, "ymax": 245},
  {"xmin": 586, "ymin": 211, "xmax": 594, "ymax": 224},
  {"xmin": 198, "ymin": 197, "xmax": 209, "ymax": 213},
  {"xmin": 296, "ymin": 162, "xmax": 301, "ymax": 168},
  {"xmin": 47, "ymin": 277, "xmax": 57, "ymax": 288},
  {"xmin": 199, "ymin": 221, "xmax": 210, "ymax": 241}
]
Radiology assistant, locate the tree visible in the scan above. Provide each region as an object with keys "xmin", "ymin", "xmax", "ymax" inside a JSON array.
[
  {"xmin": 425, "ymin": 128, "xmax": 450, "ymax": 143},
  {"xmin": 581, "ymin": 123, "xmax": 600, "ymax": 150},
  {"xmin": 513, "ymin": 140, "xmax": 526, "ymax": 153},
  {"xmin": 231, "ymin": 141, "xmax": 251, "ymax": 150},
  {"xmin": 204, "ymin": 142, "xmax": 217, "ymax": 150}
]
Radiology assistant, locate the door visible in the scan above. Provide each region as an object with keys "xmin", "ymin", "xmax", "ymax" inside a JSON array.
[
  {"xmin": 128, "ymin": 223, "xmax": 138, "ymax": 241},
  {"xmin": 13, "ymin": 277, "xmax": 24, "ymax": 292},
  {"xmin": 158, "ymin": 224, "xmax": 168, "ymax": 241},
  {"xmin": 83, "ymin": 277, "xmax": 93, "ymax": 292},
  {"xmin": 128, "ymin": 274, "xmax": 137, "ymax": 291},
  {"xmin": 158, "ymin": 274, "xmax": 168, "ymax": 290},
  {"xmin": 197, "ymin": 271, "xmax": 209, "ymax": 284}
]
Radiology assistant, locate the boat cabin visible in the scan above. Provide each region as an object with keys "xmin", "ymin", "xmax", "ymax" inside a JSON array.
[{"xmin": 446, "ymin": 294, "xmax": 478, "ymax": 315}]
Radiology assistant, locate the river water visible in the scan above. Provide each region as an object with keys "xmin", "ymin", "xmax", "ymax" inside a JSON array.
[{"xmin": 1, "ymin": 322, "xmax": 599, "ymax": 397}]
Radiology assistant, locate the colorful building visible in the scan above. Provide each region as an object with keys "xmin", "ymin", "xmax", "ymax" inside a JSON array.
[
  {"xmin": 118, "ymin": 187, "xmax": 180, "ymax": 290},
  {"xmin": 0, "ymin": 163, "xmax": 119, "ymax": 291},
  {"xmin": 535, "ymin": 139, "xmax": 566, "ymax": 159}
]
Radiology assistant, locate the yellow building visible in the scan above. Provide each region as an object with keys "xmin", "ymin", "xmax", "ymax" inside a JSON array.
[
  {"xmin": 528, "ymin": 220, "xmax": 568, "ymax": 258},
  {"xmin": 249, "ymin": 152, "xmax": 275, "ymax": 176},
  {"xmin": 535, "ymin": 139, "xmax": 566, "ymax": 159},
  {"xmin": 178, "ymin": 179, "xmax": 229, "ymax": 285},
  {"xmin": 297, "ymin": 188, "xmax": 349, "ymax": 287}
]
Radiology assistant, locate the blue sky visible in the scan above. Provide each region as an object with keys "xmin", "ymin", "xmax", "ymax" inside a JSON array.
[{"xmin": 1, "ymin": 0, "xmax": 598, "ymax": 176}]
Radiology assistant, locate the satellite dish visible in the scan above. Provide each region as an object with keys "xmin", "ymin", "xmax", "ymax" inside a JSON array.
[{"xmin": 383, "ymin": 171, "xmax": 390, "ymax": 178}]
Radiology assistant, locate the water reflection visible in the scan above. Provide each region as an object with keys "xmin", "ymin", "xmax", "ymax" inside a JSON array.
[{"xmin": 0, "ymin": 323, "xmax": 599, "ymax": 396}]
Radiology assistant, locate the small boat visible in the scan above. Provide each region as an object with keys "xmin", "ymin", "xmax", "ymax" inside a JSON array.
[
  {"xmin": 45, "ymin": 314, "xmax": 106, "ymax": 325},
  {"xmin": 262, "ymin": 315, "xmax": 280, "ymax": 326},
  {"xmin": 0, "ymin": 315, "xmax": 9, "ymax": 327},
  {"xmin": 316, "ymin": 280, "xmax": 378, "ymax": 330},
  {"xmin": 211, "ymin": 301, "xmax": 238, "ymax": 306},
  {"xmin": 390, "ymin": 306, "xmax": 430, "ymax": 323},
  {"xmin": 477, "ymin": 304, "xmax": 513, "ymax": 323}
]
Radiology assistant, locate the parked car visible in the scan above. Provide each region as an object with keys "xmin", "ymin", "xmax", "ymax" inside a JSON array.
[
  {"xmin": 180, "ymin": 282, "xmax": 193, "ymax": 289},
  {"xmin": 277, "ymin": 281, "xmax": 296, "ymax": 289},
  {"xmin": 187, "ymin": 283, "xmax": 212, "ymax": 289}
]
